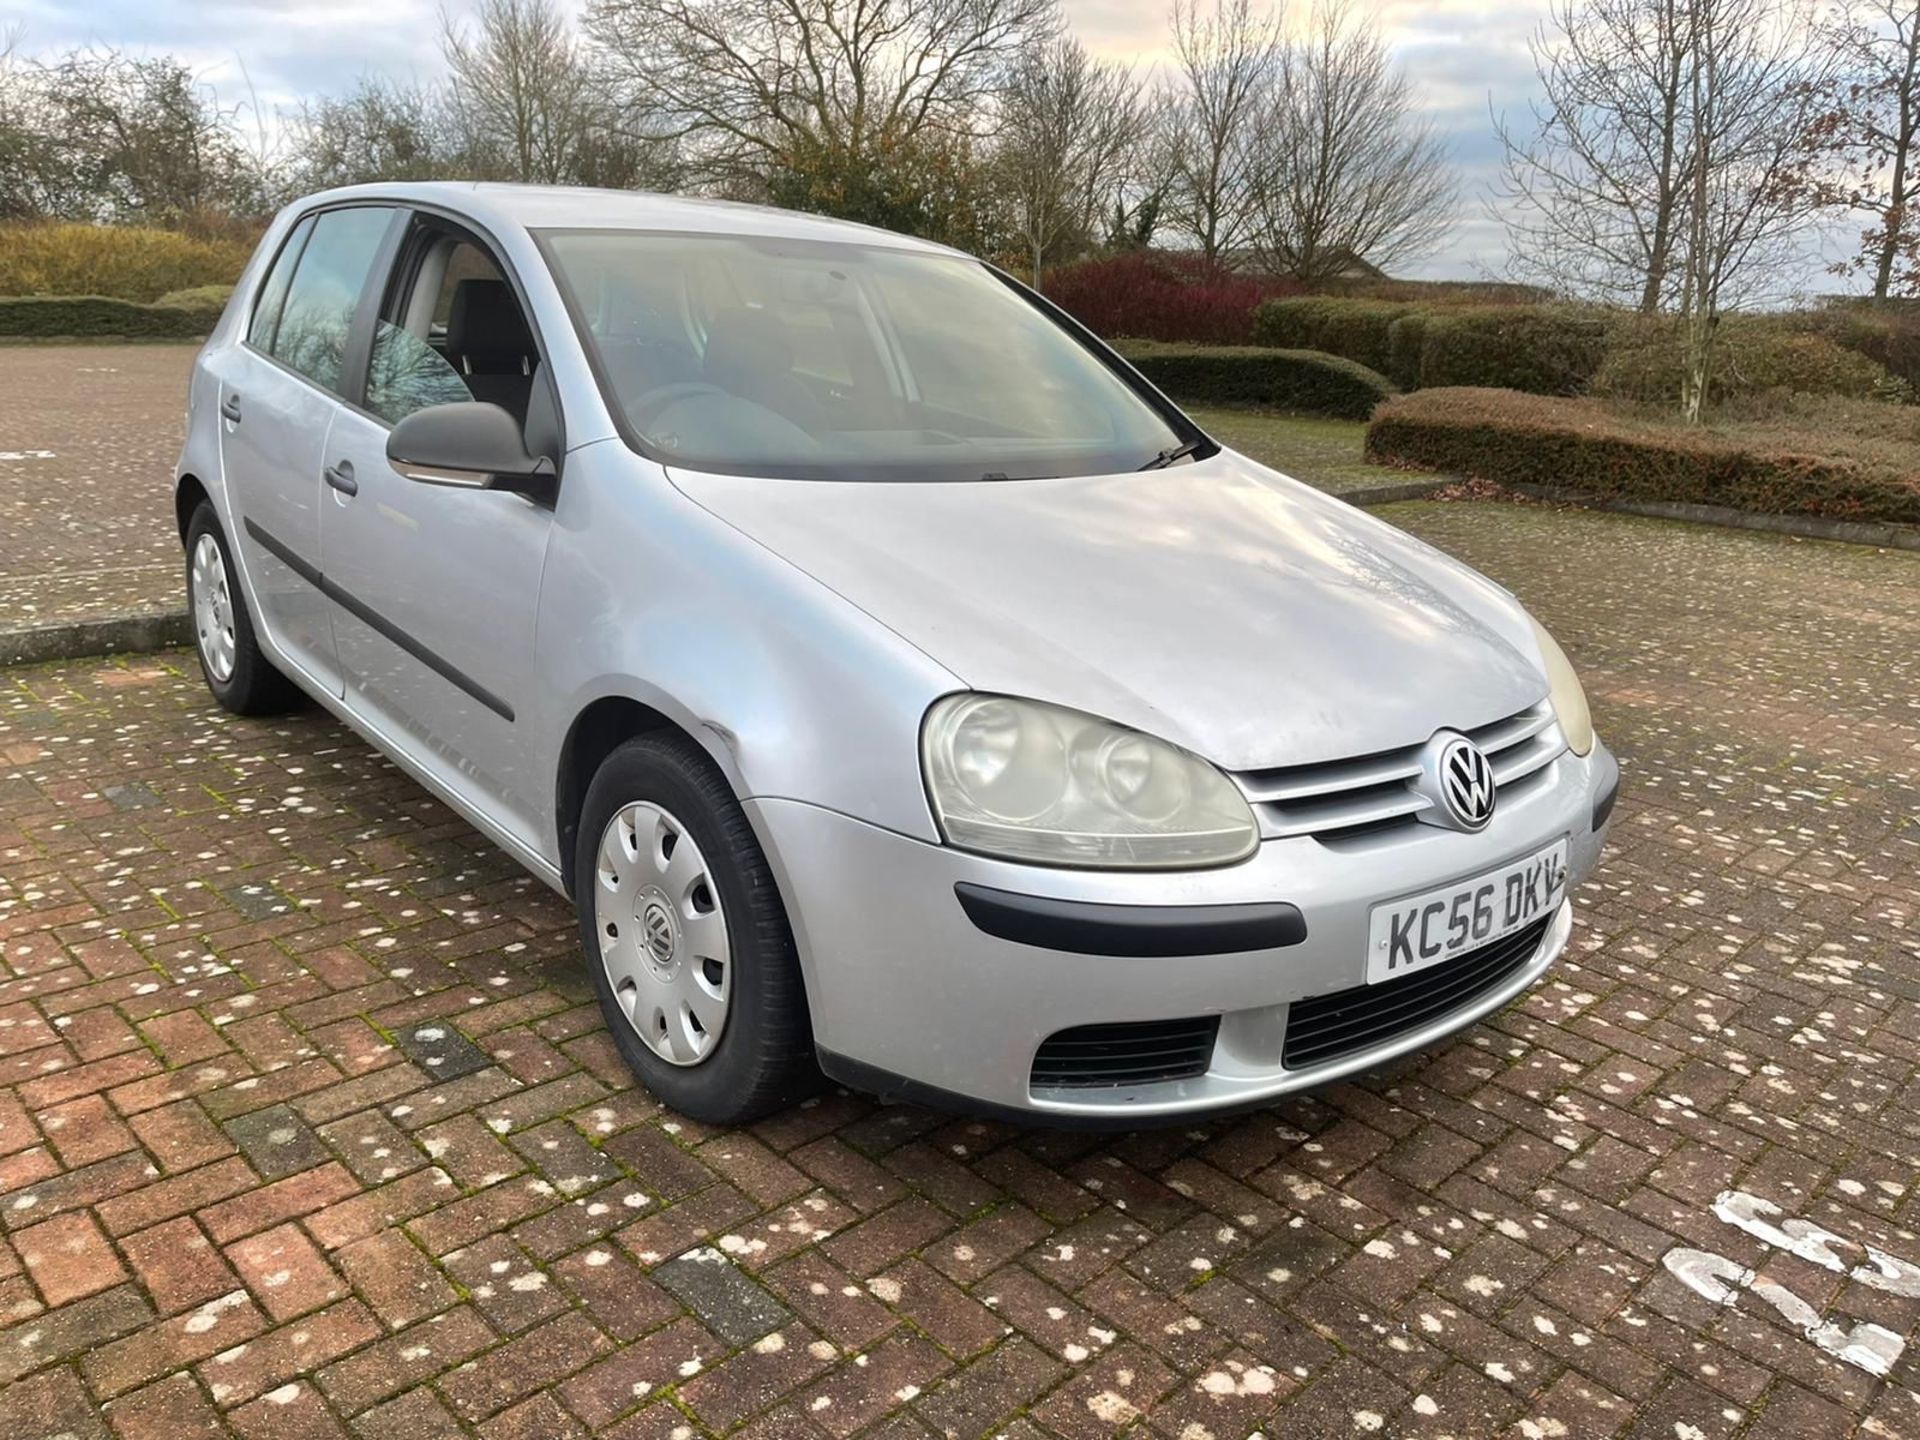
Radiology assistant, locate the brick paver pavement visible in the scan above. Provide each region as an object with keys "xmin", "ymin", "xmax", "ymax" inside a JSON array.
[
  {"xmin": 0, "ymin": 345, "xmax": 197, "ymax": 635},
  {"xmin": 1, "ymin": 501, "xmax": 1917, "ymax": 1439}
]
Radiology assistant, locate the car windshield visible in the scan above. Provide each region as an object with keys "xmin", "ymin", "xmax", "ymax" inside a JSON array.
[{"xmin": 538, "ymin": 230, "xmax": 1191, "ymax": 482}]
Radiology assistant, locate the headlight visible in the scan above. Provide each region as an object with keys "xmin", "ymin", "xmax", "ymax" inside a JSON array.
[
  {"xmin": 922, "ymin": 695, "xmax": 1259, "ymax": 869},
  {"xmin": 1530, "ymin": 618, "xmax": 1594, "ymax": 756}
]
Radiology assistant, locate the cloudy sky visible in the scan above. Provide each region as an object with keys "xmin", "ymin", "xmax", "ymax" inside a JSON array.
[{"xmin": 10, "ymin": 0, "xmax": 1555, "ymax": 277}]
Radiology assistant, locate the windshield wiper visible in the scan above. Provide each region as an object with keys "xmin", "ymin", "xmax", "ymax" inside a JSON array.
[{"xmin": 1138, "ymin": 440, "xmax": 1202, "ymax": 471}]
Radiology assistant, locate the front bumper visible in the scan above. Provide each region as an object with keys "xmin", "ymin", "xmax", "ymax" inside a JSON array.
[{"xmin": 752, "ymin": 740, "xmax": 1617, "ymax": 1122}]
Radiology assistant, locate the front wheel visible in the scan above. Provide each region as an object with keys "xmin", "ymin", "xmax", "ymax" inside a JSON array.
[{"xmin": 574, "ymin": 733, "xmax": 816, "ymax": 1124}]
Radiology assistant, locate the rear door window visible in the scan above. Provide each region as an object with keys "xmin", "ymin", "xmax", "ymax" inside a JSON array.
[{"xmin": 268, "ymin": 206, "xmax": 397, "ymax": 395}]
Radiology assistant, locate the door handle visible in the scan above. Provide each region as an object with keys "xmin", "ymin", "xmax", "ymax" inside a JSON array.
[
  {"xmin": 323, "ymin": 460, "xmax": 358, "ymax": 496},
  {"xmin": 219, "ymin": 394, "xmax": 242, "ymax": 423}
]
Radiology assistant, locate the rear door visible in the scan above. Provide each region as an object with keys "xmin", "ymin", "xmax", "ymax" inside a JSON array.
[{"xmin": 215, "ymin": 205, "xmax": 403, "ymax": 694}]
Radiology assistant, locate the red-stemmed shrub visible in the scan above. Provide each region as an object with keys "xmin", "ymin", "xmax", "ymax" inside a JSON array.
[{"xmin": 1041, "ymin": 251, "xmax": 1303, "ymax": 345}]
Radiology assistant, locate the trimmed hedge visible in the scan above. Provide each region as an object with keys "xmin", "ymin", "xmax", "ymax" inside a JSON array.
[
  {"xmin": 1309, "ymin": 276, "xmax": 1554, "ymax": 305},
  {"xmin": 1385, "ymin": 313, "xmax": 1428, "ymax": 390},
  {"xmin": 1414, "ymin": 308, "xmax": 1611, "ymax": 395},
  {"xmin": 1114, "ymin": 340, "xmax": 1395, "ymax": 420},
  {"xmin": 1365, "ymin": 387, "xmax": 1920, "ymax": 525},
  {"xmin": 1595, "ymin": 315, "xmax": 1897, "ymax": 404},
  {"xmin": 1251, "ymin": 297, "xmax": 1610, "ymax": 395},
  {"xmin": 1250, "ymin": 297, "xmax": 1416, "ymax": 374},
  {"xmin": 154, "ymin": 283, "xmax": 236, "ymax": 312},
  {"xmin": 0, "ymin": 223, "xmax": 251, "ymax": 302},
  {"xmin": 1794, "ymin": 303, "xmax": 1920, "ymax": 391},
  {"xmin": 0, "ymin": 294, "xmax": 221, "ymax": 340}
]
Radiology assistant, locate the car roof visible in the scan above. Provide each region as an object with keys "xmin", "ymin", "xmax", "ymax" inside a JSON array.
[{"xmin": 291, "ymin": 182, "xmax": 961, "ymax": 257}]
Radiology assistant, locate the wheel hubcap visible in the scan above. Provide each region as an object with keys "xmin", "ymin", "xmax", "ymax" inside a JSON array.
[
  {"xmin": 593, "ymin": 801, "xmax": 731, "ymax": 1066},
  {"xmin": 190, "ymin": 533, "xmax": 237, "ymax": 683}
]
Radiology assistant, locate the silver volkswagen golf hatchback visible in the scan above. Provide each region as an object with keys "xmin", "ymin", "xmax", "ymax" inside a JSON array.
[{"xmin": 176, "ymin": 183, "xmax": 1618, "ymax": 1125}]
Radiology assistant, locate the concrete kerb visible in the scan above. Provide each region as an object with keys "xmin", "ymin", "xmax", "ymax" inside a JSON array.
[
  {"xmin": 1333, "ymin": 479, "xmax": 1453, "ymax": 506},
  {"xmin": 1505, "ymin": 483, "xmax": 1920, "ymax": 553},
  {"xmin": 1, "ymin": 610, "xmax": 193, "ymax": 667}
]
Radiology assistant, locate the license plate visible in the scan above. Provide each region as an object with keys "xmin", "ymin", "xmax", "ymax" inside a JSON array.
[{"xmin": 1365, "ymin": 839, "xmax": 1568, "ymax": 985}]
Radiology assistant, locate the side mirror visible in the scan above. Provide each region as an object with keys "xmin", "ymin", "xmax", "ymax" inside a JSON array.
[{"xmin": 386, "ymin": 401, "xmax": 556, "ymax": 501}]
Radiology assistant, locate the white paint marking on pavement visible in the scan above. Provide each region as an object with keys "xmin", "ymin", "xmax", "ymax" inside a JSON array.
[
  {"xmin": 1711, "ymin": 1189, "xmax": 1920, "ymax": 1298},
  {"xmin": 1661, "ymin": 1190, "xmax": 1917, "ymax": 1378}
]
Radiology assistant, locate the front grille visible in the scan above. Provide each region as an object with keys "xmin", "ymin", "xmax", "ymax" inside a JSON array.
[
  {"xmin": 1282, "ymin": 916, "xmax": 1552, "ymax": 1071},
  {"xmin": 1233, "ymin": 702, "xmax": 1565, "ymax": 841},
  {"xmin": 1031, "ymin": 1016, "xmax": 1220, "ymax": 1091}
]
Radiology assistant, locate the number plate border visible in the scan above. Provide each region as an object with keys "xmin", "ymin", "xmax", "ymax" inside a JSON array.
[{"xmin": 1365, "ymin": 836, "xmax": 1569, "ymax": 986}]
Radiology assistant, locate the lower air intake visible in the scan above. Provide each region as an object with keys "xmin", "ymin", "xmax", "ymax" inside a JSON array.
[{"xmin": 1030, "ymin": 1016, "xmax": 1220, "ymax": 1091}]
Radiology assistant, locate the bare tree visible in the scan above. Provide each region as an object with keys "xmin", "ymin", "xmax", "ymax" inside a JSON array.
[
  {"xmin": 1496, "ymin": 0, "xmax": 1835, "ymax": 331},
  {"xmin": 1815, "ymin": 0, "xmax": 1920, "ymax": 297},
  {"xmin": 1160, "ymin": 0, "xmax": 1280, "ymax": 263},
  {"xmin": 584, "ymin": 0, "xmax": 1053, "ymax": 197},
  {"xmin": 441, "ymin": 0, "xmax": 647, "ymax": 185},
  {"xmin": 1675, "ymin": 0, "xmax": 1838, "ymax": 419},
  {"xmin": 1494, "ymin": 0, "xmax": 1694, "ymax": 311},
  {"xmin": 1105, "ymin": 127, "xmax": 1172, "ymax": 250},
  {"xmin": 226, "ymin": 61, "xmax": 302, "ymax": 215},
  {"xmin": 289, "ymin": 77, "xmax": 463, "ymax": 191},
  {"xmin": 1246, "ymin": 0, "xmax": 1454, "ymax": 282},
  {"xmin": 997, "ymin": 35, "xmax": 1150, "ymax": 286},
  {"xmin": 0, "ymin": 27, "xmax": 43, "ymax": 220},
  {"xmin": 2, "ymin": 45, "xmax": 263, "ymax": 224}
]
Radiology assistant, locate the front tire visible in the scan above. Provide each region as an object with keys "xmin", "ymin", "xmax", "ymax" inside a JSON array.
[
  {"xmin": 575, "ymin": 734, "xmax": 816, "ymax": 1124},
  {"xmin": 184, "ymin": 502, "xmax": 301, "ymax": 716}
]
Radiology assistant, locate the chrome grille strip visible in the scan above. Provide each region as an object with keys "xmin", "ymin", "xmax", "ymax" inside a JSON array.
[
  {"xmin": 1258, "ymin": 787, "xmax": 1433, "ymax": 839},
  {"xmin": 1490, "ymin": 728, "xmax": 1564, "ymax": 786},
  {"xmin": 1234, "ymin": 702, "xmax": 1565, "ymax": 841},
  {"xmin": 1468, "ymin": 704, "xmax": 1556, "ymax": 756},
  {"xmin": 1236, "ymin": 752, "xmax": 1423, "ymax": 804}
]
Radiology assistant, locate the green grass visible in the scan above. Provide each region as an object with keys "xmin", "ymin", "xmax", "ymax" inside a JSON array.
[{"xmin": 1188, "ymin": 406, "xmax": 1446, "ymax": 495}]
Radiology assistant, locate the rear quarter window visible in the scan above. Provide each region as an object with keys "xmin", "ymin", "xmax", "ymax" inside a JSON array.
[{"xmin": 246, "ymin": 215, "xmax": 315, "ymax": 353}]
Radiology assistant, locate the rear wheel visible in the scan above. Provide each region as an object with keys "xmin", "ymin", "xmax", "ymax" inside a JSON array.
[
  {"xmin": 575, "ymin": 733, "xmax": 816, "ymax": 1123},
  {"xmin": 184, "ymin": 502, "xmax": 301, "ymax": 715}
]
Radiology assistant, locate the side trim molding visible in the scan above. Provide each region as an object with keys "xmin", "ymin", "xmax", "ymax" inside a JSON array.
[
  {"xmin": 243, "ymin": 515, "xmax": 324, "ymax": 588},
  {"xmin": 953, "ymin": 883, "xmax": 1307, "ymax": 957},
  {"xmin": 242, "ymin": 517, "xmax": 515, "ymax": 723}
]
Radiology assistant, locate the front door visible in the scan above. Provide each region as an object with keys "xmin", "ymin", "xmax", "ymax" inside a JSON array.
[
  {"xmin": 317, "ymin": 218, "xmax": 557, "ymax": 844},
  {"xmin": 318, "ymin": 406, "xmax": 551, "ymax": 838}
]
